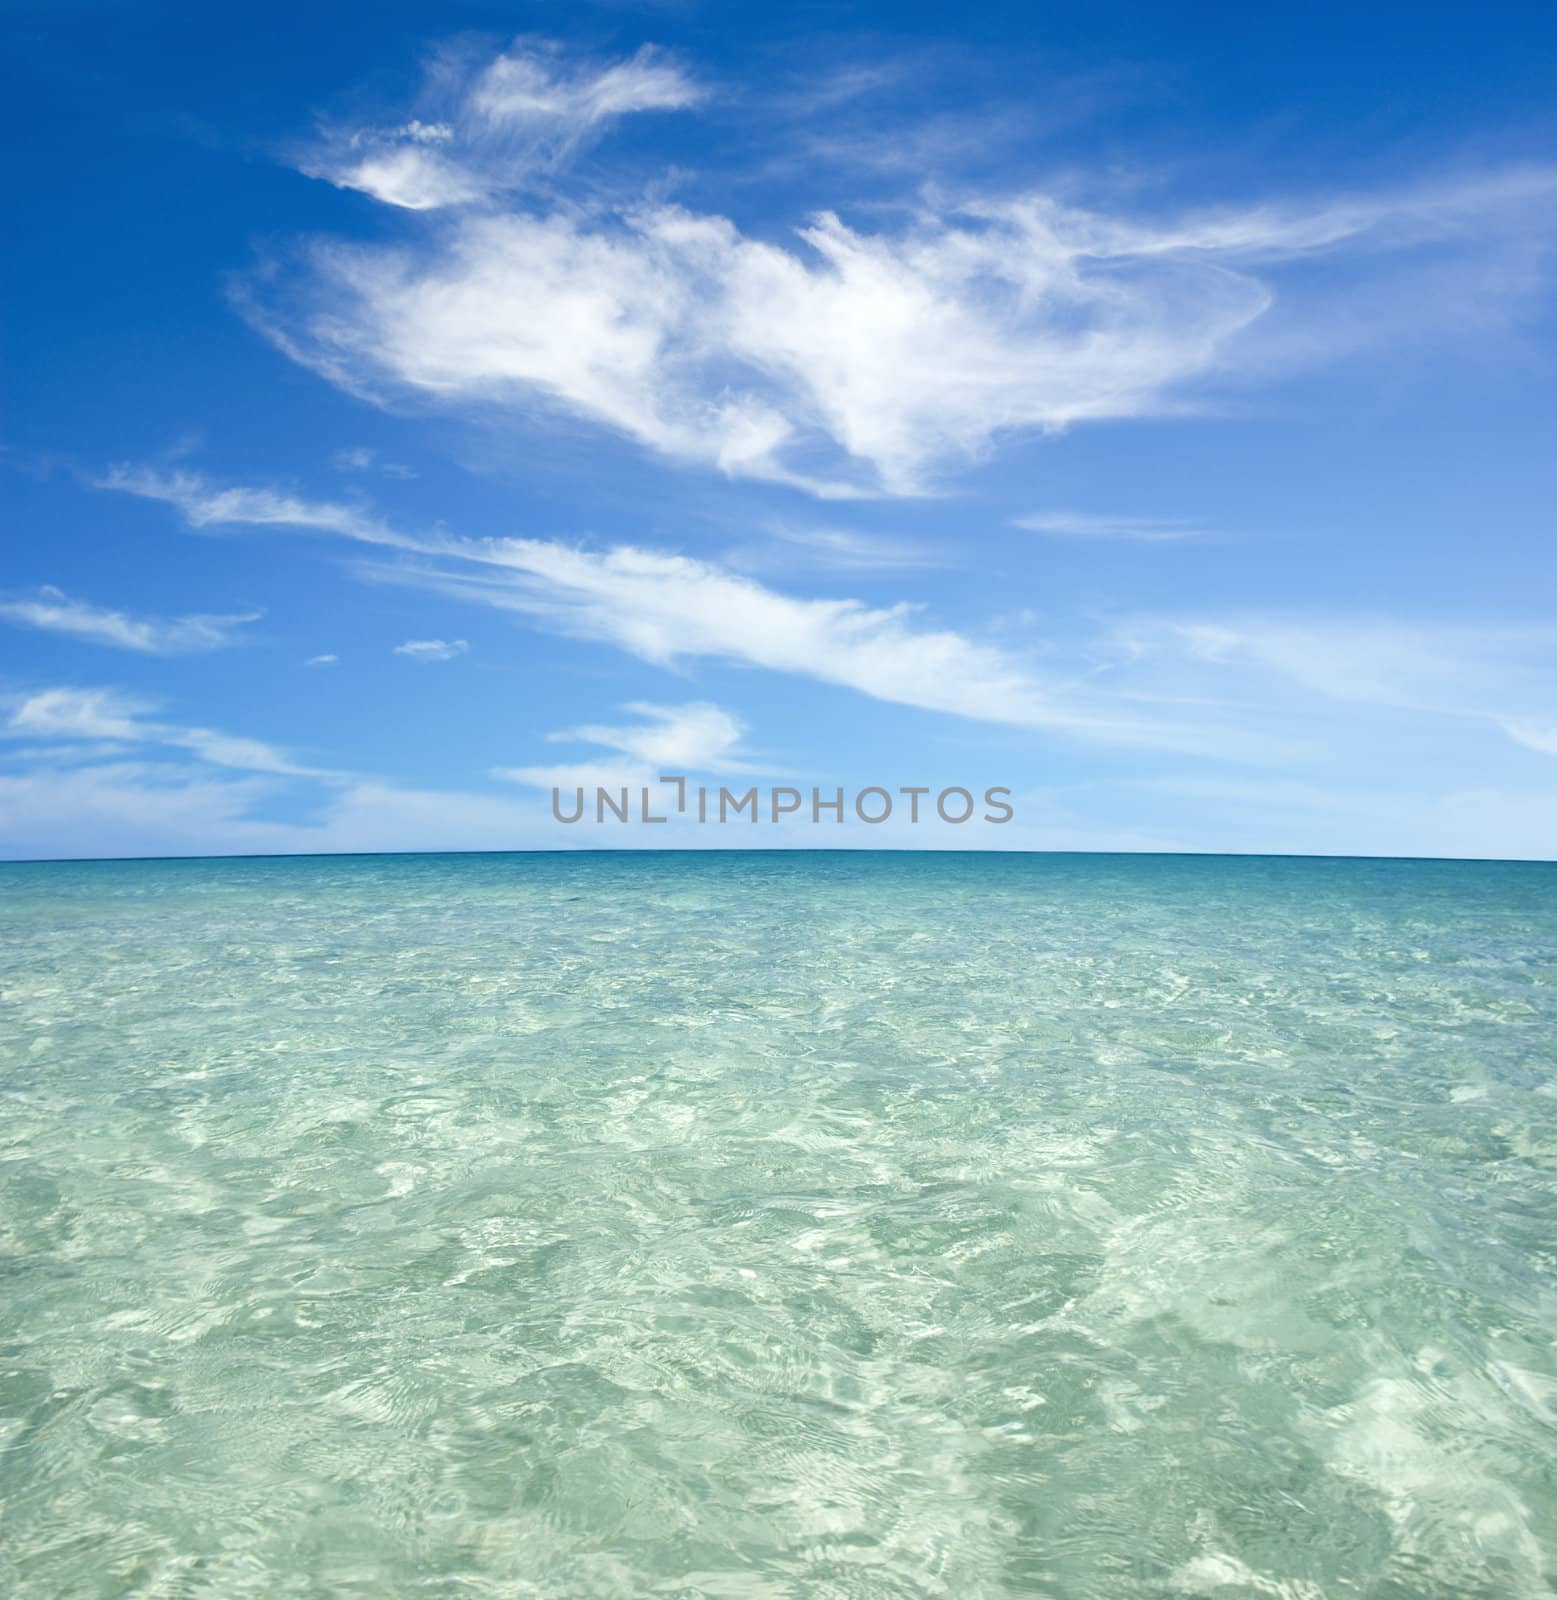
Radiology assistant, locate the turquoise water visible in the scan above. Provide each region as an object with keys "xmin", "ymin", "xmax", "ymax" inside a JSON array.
[{"xmin": 2, "ymin": 851, "xmax": 1555, "ymax": 1599}]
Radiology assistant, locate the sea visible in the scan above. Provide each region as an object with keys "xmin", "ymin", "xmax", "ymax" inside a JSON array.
[{"xmin": 2, "ymin": 850, "xmax": 1555, "ymax": 1598}]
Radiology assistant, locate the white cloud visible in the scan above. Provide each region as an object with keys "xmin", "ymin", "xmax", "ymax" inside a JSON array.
[
  {"xmin": 261, "ymin": 177, "xmax": 1557, "ymax": 497},
  {"xmin": 8, "ymin": 747, "xmax": 1552, "ymax": 861},
  {"xmin": 98, "ymin": 466, "xmax": 422, "ymax": 549},
  {"xmin": 4, "ymin": 741, "xmax": 133, "ymax": 765},
  {"xmin": 0, "ymin": 761, "xmax": 284, "ymax": 858},
  {"xmin": 393, "ymin": 637, "xmax": 468, "ymax": 661},
  {"xmin": 0, "ymin": 685, "xmax": 775, "ymax": 859},
  {"xmin": 495, "ymin": 700, "xmax": 756, "ymax": 790},
  {"xmin": 10, "ymin": 686, "xmax": 155, "ymax": 742},
  {"xmin": 253, "ymin": 198, "xmax": 1273, "ymax": 496},
  {"xmin": 252, "ymin": 40, "xmax": 1557, "ymax": 497},
  {"xmin": 0, "ymin": 759, "xmax": 562, "ymax": 861},
  {"xmin": 107, "ymin": 467, "xmax": 1555, "ymax": 774},
  {"xmin": 403, "ymin": 538, "xmax": 1075, "ymax": 724},
  {"xmin": 1, "ymin": 679, "xmax": 1083, "ymax": 859},
  {"xmin": 330, "ymin": 145, "xmax": 490, "ymax": 211},
  {"xmin": 332, "ymin": 447, "xmax": 416, "ymax": 479},
  {"xmin": 1166, "ymin": 617, "xmax": 1549, "ymax": 711},
  {"xmin": 93, "ymin": 466, "xmax": 1281, "ymax": 757},
  {"xmin": 171, "ymin": 729, "xmax": 321, "ymax": 777},
  {"xmin": 1502, "ymin": 721, "xmax": 1557, "ymax": 756},
  {"xmin": 0, "ymin": 685, "xmax": 548, "ymax": 859},
  {"xmin": 554, "ymin": 701, "xmax": 750, "ymax": 770},
  {"xmin": 5, "ymin": 686, "xmax": 340, "ymax": 779},
  {"xmin": 306, "ymin": 653, "xmax": 339, "ymax": 666},
  {"xmin": 1109, "ymin": 616, "xmax": 1557, "ymax": 759},
  {"xmin": 1014, "ymin": 511, "xmax": 1209, "ymax": 543},
  {"xmin": 112, "ymin": 463, "xmax": 1547, "ymax": 780},
  {"xmin": 0, "ymin": 757, "xmax": 1143, "ymax": 860},
  {"xmin": 742, "ymin": 524, "xmax": 941, "ymax": 571},
  {"xmin": 470, "ymin": 43, "xmax": 700, "ymax": 125},
  {"xmin": 0, "ymin": 586, "xmax": 261, "ymax": 653},
  {"xmin": 300, "ymin": 43, "xmax": 701, "ymax": 212},
  {"xmin": 2, "ymin": 684, "xmax": 993, "ymax": 860}
]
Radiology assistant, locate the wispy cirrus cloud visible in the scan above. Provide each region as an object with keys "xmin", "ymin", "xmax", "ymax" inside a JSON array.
[
  {"xmin": 1165, "ymin": 617, "xmax": 1555, "ymax": 711},
  {"xmin": 1503, "ymin": 721, "xmax": 1557, "ymax": 756},
  {"xmin": 393, "ymin": 637, "xmax": 468, "ymax": 661},
  {"xmin": 246, "ymin": 196, "xmax": 1272, "ymax": 497},
  {"xmin": 97, "ymin": 466, "xmax": 420, "ymax": 549},
  {"xmin": 736, "ymin": 524, "xmax": 943, "ymax": 572},
  {"xmin": 4, "ymin": 685, "xmax": 1043, "ymax": 860},
  {"xmin": 1013, "ymin": 512, "xmax": 1211, "ymax": 543},
  {"xmin": 297, "ymin": 41, "xmax": 702, "ymax": 212},
  {"xmin": 547, "ymin": 702, "xmax": 752, "ymax": 772},
  {"xmin": 332, "ymin": 446, "xmax": 415, "ymax": 479},
  {"xmin": 494, "ymin": 700, "xmax": 759, "ymax": 791},
  {"xmin": 243, "ymin": 39, "xmax": 1557, "ymax": 497},
  {"xmin": 385, "ymin": 539, "xmax": 1078, "ymax": 727},
  {"xmin": 102, "ymin": 464, "xmax": 1555, "ymax": 773},
  {"xmin": 1106, "ymin": 616, "xmax": 1557, "ymax": 760},
  {"xmin": 5, "ymin": 686, "xmax": 341, "ymax": 780},
  {"xmin": 251, "ymin": 170, "xmax": 1557, "ymax": 499},
  {"xmin": 0, "ymin": 586, "xmax": 261, "ymax": 653},
  {"xmin": 6, "ymin": 709, "xmax": 1551, "ymax": 861},
  {"xmin": 9, "ymin": 686, "xmax": 151, "ymax": 743},
  {"xmin": 0, "ymin": 685, "xmax": 551, "ymax": 859},
  {"xmin": 100, "ymin": 465, "xmax": 1221, "ymax": 750},
  {"xmin": 0, "ymin": 754, "xmax": 558, "ymax": 861}
]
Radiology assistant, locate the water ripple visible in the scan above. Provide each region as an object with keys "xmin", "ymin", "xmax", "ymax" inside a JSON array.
[{"xmin": 1, "ymin": 852, "xmax": 1554, "ymax": 1597}]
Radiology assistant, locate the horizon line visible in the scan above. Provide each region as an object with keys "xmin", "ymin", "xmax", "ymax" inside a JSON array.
[{"xmin": 2, "ymin": 846, "xmax": 1553, "ymax": 868}]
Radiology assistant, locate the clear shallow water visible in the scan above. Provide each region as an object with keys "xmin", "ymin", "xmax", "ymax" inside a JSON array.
[{"xmin": 1, "ymin": 851, "xmax": 1555, "ymax": 1600}]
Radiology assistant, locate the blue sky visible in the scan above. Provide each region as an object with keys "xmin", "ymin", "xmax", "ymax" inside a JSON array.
[{"xmin": 3, "ymin": 0, "xmax": 1556, "ymax": 859}]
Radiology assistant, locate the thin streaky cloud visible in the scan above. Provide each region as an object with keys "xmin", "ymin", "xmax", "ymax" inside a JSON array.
[
  {"xmin": 298, "ymin": 41, "xmax": 702, "ymax": 212},
  {"xmin": 5, "ymin": 686, "xmax": 346, "ymax": 780},
  {"xmin": 333, "ymin": 447, "xmax": 376, "ymax": 471},
  {"xmin": 470, "ymin": 43, "xmax": 701, "ymax": 124},
  {"xmin": 1013, "ymin": 512, "xmax": 1210, "ymax": 543},
  {"xmin": 734, "ymin": 524, "xmax": 943, "ymax": 572},
  {"xmin": 765, "ymin": 62, "xmax": 906, "ymax": 117},
  {"xmin": 98, "ymin": 465, "xmax": 425, "ymax": 551},
  {"xmin": 6, "ymin": 686, "xmax": 155, "ymax": 742},
  {"xmin": 1109, "ymin": 616, "xmax": 1557, "ymax": 760},
  {"xmin": 112, "ymin": 464, "xmax": 1552, "ymax": 771},
  {"xmin": 1502, "ymin": 721, "xmax": 1557, "ymax": 756},
  {"xmin": 0, "ymin": 587, "xmax": 262, "ymax": 653},
  {"xmin": 333, "ymin": 448, "xmax": 417, "ymax": 479},
  {"xmin": 98, "ymin": 465, "xmax": 1256, "ymax": 753},
  {"xmin": 363, "ymin": 549, "xmax": 1313, "ymax": 763}
]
